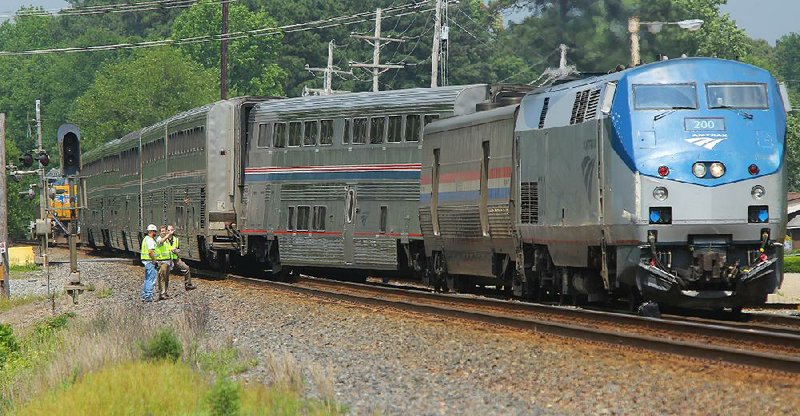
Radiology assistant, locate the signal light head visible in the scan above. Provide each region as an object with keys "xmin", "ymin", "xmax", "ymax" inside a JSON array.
[
  {"xmin": 657, "ymin": 165, "xmax": 669, "ymax": 177},
  {"xmin": 19, "ymin": 153, "xmax": 34, "ymax": 168},
  {"xmin": 748, "ymin": 164, "xmax": 759, "ymax": 175},
  {"xmin": 38, "ymin": 152, "xmax": 49, "ymax": 167}
]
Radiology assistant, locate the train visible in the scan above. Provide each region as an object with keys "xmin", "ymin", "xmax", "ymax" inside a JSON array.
[{"xmin": 82, "ymin": 57, "xmax": 793, "ymax": 312}]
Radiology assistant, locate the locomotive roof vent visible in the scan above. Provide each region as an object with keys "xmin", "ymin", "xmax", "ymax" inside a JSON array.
[
  {"xmin": 498, "ymin": 96, "xmax": 523, "ymax": 106},
  {"xmin": 476, "ymin": 102, "xmax": 502, "ymax": 112}
]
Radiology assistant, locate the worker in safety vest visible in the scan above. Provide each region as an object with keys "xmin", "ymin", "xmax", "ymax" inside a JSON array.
[
  {"xmin": 155, "ymin": 225, "xmax": 174, "ymax": 300},
  {"xmin": 167, "ymin": 224, "xmax": 196, "ymax": 290},
  {"xmin": 140, "ymin": 224, "xmax": 159, "ymax": 302}
]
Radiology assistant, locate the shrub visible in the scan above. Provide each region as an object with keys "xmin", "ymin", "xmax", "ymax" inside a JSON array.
[
  {"xmin": 0, "ymin": 324, "xmax": 19, "ymax": 368},
  {"xmin": 34, "ymin": 312, "xmax": 76, "ymax": 339},
  {"xmin": 141, "ymin": 328, "xmax": 183, "ymax": 362},
  {"xmin": 784, "ymin": 255, "xmax": 800, "ymax": 273},
  {"xmin": 207, "ymin": 377, "xmax": 241, "ymax": 416}
]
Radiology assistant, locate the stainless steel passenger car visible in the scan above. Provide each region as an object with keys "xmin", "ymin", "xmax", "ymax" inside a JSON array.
[
  {"xmin": 82, "ymin": 98, "xmax": 265, "ymax": 265},
  {"xmin": 241, "ymin": 86, "xmax": 490, "ymax": 278}
]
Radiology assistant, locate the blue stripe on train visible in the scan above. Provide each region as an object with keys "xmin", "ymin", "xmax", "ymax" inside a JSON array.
[
  {"xmin": 245, "ymin": 170, "xmax": 421, "ymax": 182},
  {"xmin": 419, "ymin": 188, "xmax": 510, "ymax": 203}
]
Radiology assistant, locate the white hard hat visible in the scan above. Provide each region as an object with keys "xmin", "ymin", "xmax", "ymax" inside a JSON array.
[{"xmin": 146, "ymin": 224, "xmax": 158, "ymax": 232}]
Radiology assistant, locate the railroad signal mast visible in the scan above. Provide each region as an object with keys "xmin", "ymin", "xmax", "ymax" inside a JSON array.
[
  {"xmin": 57, "ymin": 123, "xmax": 85, "ymax": 304},
  {"xmin": 1, "ymin": 100, "xmax": 85, "ymax": 304}
]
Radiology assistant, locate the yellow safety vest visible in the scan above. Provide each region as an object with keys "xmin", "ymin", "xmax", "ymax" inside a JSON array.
[
  {"xmin": 155, "ymin": 238, "xmax": 173, "ymax": 261},
  {"xmin": 170, "ymin": 237, "xmax": 180, "ymax": 260},
  {"xmin": 140, "ymin": 236, "xmax": 155, "ymax": 261}
]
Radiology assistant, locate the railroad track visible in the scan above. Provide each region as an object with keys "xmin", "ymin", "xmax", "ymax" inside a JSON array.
[{"xmin": 221, "ymin": 273, "xmax": 800, "ymax": 374}]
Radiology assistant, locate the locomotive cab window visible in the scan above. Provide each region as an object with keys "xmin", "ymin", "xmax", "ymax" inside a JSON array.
[
  {"xmin": 320, "ymin": 119, "xmax": 334, "ymax": 145},
  {"xmin": 353, "ymin": 117, "xmax": 368, "ymax": 145},
  {"xmin": 633, "ymin": 83, "xmax": 698, "ymax": 110},
  {"xmin": 288, "ymin": 121, "xmax": 302, "ymax": 147},
  {"xmin": 707, "ymin": 83, "xmax": 768, "ymax": 109},
  {"xmin": 405, "ymin": 115, "xmax": 421, "ymax": 142},
  {"xmin": 273, "ymin": 123, "xmax": 287, "ymax": 148},
  {"xmin": 424, "ymin": 114, "xmax": 440, "ymax": 125},
  {"xmin": 304, "ymin": 120, "xmax": 318, "ymax": 146},
  {"xmin": 257, "ymin": 123, "xmax": 270, "ymax": 148}
]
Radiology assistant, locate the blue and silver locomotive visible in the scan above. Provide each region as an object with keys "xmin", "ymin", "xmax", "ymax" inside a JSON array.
[{"xmin": 422, "ymin": 57, "xmax": 792, "ymax": 310}]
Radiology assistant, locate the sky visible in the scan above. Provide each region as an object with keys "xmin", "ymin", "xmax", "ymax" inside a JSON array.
[{"xmin": 2, "ymin": 0, "xmax": 799, "ymax": 45}]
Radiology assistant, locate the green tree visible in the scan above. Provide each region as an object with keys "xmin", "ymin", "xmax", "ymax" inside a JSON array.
[
  {"xmin": 70, "ymin": 47, "xmax": 217, "ymax": 152},
  {"xmin": 171, "ymin": 0, "xmax": 285, "ymax": 97},
  {"xmin": 785, "ymin": 114, "xmax": 800, "ymax": 191}
]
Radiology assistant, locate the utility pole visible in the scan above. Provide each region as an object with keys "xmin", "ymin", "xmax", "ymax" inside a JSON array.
[
  {"xmin": 304, "ymin": 40, "xmax": 352, "ymax": 95},
  {"xmin": 351, "ymin": 7, "xmax": 405, "ymax": 92},
  {"xmin": 35, "ymin": 100, "xmax": 53, "ymax": 311},
  {"xmin": 220, "ymin": 0, "xmax": 229, "ymax": 100},
  {"xmin": 431, "ymin": 0, "xmax": 443, "ymax": 88},
  {"xmin": 0, "ymin": 114, "xmax": 9, "ymax": 298},
  {"xmin": 628, "ymin": 16, "xmax": 640, "ymax": 67}
]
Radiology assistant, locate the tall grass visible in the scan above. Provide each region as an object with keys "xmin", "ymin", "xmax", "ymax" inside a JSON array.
[
  {"xmin": 0, "ymin": 295, "xmax": 44, "ymax": 313},
  {"xmin": 2, "ymin": 299, "xmax": 343, "ymax": 415}
]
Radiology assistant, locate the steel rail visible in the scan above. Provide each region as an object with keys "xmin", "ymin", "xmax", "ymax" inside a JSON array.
[{"xmin": 224, "ymin": 274, "xmax": 800, "ymax": 374}]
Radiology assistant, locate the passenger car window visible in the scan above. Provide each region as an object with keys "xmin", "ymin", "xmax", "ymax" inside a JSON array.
[
  {"xmin": 304, "ymin": 120, "xmax": 318, "ymax": 146},
  {"xmin": 353, "ymin": 118, "xmax": 368, "ymax": 145},
  {"xmin": 313, "ymin": 206, "xmax": 326, "ymax": 231},
  {"xmin": 424, "ymin": 114, "xmax": 440, "ymax": 125},
  {"xmin": 257, "ymin": 123, "xmax": 270, "ymax": 148},
  {"xmin": 405, "ymin": 115, "xmax": 421, "ymax": 142},
  {"xmin": 370, "ymin": 117, "xmax": 385, "ymax": 144},
  {"xmin": 273, "ymin": 123, "xmax": 286, "ymax": 148},
  {"xmin": 387, "ymin": 116, "xmax": 403, "ymax": 143},
  {"xmin": 287, "ymin": 206, "xmax": 295, "ymax": 231},
  {"xmin": 288, "ymin": 122, "xmax": 302, "ymax": 147},
  {"xmin": 320, "ymin": 120, "xmax": 334, "ymax": 145},
  {"xmin": 633, "ymin": 84, "xmax": 698, "ymax": 110},
  {"xmin": 297, "ymin": 206, "xmax": 310, "ymax": 231},
  {"xmin": 707, "ymin": 83, "xmax": 768, "ymax": 109},
  {"xmin": 342, "ymin": 119, "xmax": 351, "ymax": 144}
]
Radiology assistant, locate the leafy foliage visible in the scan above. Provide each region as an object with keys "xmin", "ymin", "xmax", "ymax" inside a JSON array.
[
  {"xmin": 172, "ymin": 0, "xmax": 285, "ymax": 96},
  {"xmin": 70, "ymin": 48, "xmax": 217, "ymax": 151},
  {"xmin": 140, "ymin": 328, "xmax": 183, "ymax": 362},
  {"xmin": 207, "ymin": 377, "xmax": 241, "ymax": 416},
  {"xmin": 0, "ymin": 324, "xmax": 20, "ymax": 368}
]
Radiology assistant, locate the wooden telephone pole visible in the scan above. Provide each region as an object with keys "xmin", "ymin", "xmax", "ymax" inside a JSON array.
[
  {"xmin": 351, "ymin": 8, "xmax": 405, "ymax": 92},
  {"xmin": 220, "ymin": 0, "xmax": 229, "ymax": 100},
  {"xmin": 0, "ymin": 114, "xmax": 9, "ymax": 298}
]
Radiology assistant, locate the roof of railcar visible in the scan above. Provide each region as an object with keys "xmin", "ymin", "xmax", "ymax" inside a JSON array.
[
  {"xmin": 82, "ymin": 97, "xmax": 271, "ymax": 164},
  {"xmin": 251, "ymin": 84, "xmax": 488, "ymax": 120}
]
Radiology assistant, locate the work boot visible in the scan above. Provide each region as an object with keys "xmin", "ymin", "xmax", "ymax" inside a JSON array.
[{"xmin": 185, "ymin": 284, "xmax": 197, "ymax": 291}]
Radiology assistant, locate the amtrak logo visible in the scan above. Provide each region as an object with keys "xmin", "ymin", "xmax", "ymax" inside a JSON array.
[{"xmin": 685, "ymin": 134, "xmax": 727, "ymax": 150}]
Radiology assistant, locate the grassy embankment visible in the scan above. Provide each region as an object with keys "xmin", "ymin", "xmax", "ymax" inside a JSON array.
[{"xmin": 0, "ymin": 298, "xmax": 341, "ymax": 415}]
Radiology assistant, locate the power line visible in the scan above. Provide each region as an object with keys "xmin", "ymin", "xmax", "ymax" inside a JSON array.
[
  {"xmin": 0, "ymin": 0, "xmax": 237, "ymax": 19},
  {"xmin": 0, "ymin": 1, "xmax": 431, "ymax": 57}
]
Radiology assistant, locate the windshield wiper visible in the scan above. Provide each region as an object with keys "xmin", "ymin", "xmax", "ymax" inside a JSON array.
[
  {"xmin": 653, "ymin": 106, "xmax": 695, "ymax": 121},
  {"xmin": 716, "ymin": 105, "xmax": 753, "ymax": 120}
]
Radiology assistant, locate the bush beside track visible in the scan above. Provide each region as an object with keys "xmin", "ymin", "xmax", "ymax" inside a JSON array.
[{"xmin": 784, "ymin": 255, "xmax": 800, "ymax": 273}]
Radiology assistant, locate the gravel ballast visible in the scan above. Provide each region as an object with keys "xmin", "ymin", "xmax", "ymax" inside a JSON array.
[{"xmin": 4, "ymin": 252, "xmax": 799, "ymax": 415}]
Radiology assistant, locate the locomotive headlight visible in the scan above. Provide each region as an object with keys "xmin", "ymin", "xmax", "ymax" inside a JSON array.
[
  {"xmin": 751, "ymin": 185, "xmax": 766, "ymax": 200},
  {"xmin": 692, "ymin": 162, "xmax": 706, "ymax": 178},
  {"xmin": 709, "ymin": 162, "xmax": 725, "ymax": 178},
  {"xmin": 653, "ymin": 187, "xmax": 669, "ymax": 201}
]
